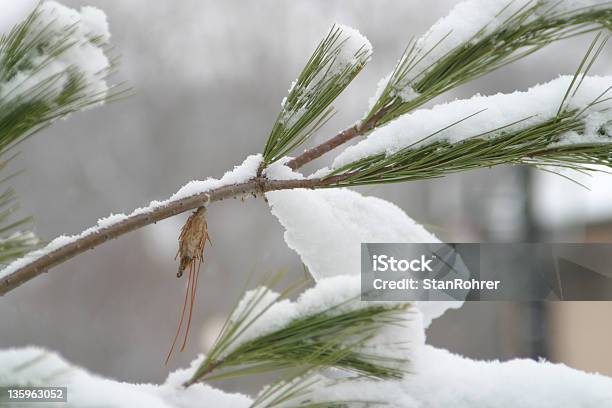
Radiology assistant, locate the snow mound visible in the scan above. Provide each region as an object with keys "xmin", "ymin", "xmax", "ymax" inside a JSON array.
[
  {"xmin": 266, "ymin": 163, "xmax": 462, "ymax": 327},
  {"xmin": 0, "ymin": 347, "xmax": 252, "ymax": 408},
  {"xmin": 313, "ymin": 345, "xmax": 612, "ymax": 407}
]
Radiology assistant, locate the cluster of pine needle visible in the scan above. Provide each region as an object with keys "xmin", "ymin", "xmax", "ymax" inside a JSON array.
[
  {"xmin": 259, "ymin": 1, "xmax": 612, "ymax": 187},
  {"xmin": 262, "ymin": 24, "xmax": 372, "ymax": 166},
  {"xmin": 184, "ymin": 272, "xmax": 411, "ymax": 407},
  {"xmin": 0, "ymin": 5, "xmax": 121, "ymax": 264}
]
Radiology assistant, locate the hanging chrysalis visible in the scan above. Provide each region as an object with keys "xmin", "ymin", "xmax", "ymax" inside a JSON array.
[{"xmin": 165, "ymin": 206, "xmax": 211, "ymax": 365}]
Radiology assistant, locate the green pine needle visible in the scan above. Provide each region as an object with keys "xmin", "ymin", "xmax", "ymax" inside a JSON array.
[
  {"xmin": 186, "ymin": 273, "xmax": 411, "ymax": 385},
  {"xmin": 365, "ymin": 1, "xmax": 612, "ymax": 126},
  {"xmin": 0, "ymin": 5, "xmax": 123, "ymax": 153},
  {"xmin": 251, "ymin": 370, "xmax": 380, "ymax": 408},
  {"xmin": 329, "ymin": 34, "xmax": 612, "ymax": 188},
  {"xmin": 262, "ymin": 24, "xmax": 372, "ymax": 166},
  {"xmin": 0, "ymin": 4, "xmax": 124, "ymax": 265},
  {"xmin": 327, "ymin": 110, "xmax": 599, "ymax": 186}
]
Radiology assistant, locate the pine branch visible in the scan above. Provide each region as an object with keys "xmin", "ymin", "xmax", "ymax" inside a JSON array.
[
  {"xmin": 0, "ymin": 175, "xmax": 349, "ymax": 296},
  {"xmin": 327, "ymin": 109, "xmax": 608, "ymax": 186},
  {"xmin": 285, "ymin": 107, "xmax": 386, "ymax": 170},
  {"xmin": 184, "ymin": 273, "xmax": 410, "ymax": 387},
  {"xmin": 287, "ymin": 1, "xmax": 612, "ymax": 170},
  {"xmin": 0, "ymin": 3, "xmax": 122, "ymax": 152},
  {"xmin": 2, "ymin": 64, "xmax": 612, "ymax": 295},
  {"xmin": 365, "ymin": 1, "xmax": 612, "ymax": 126},
  {"xmin": 0, "ymin": 2, "xmax": 122, "ymax": 266}
]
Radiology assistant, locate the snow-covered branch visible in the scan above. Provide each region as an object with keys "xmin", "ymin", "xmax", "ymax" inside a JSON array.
[
  {"xmin": 325, "ymin": 73, "xmax": 612, "ymax": 187},
  {"xmin": 0, "ymin": 156, "xmax": 353, "ymax": 296}
]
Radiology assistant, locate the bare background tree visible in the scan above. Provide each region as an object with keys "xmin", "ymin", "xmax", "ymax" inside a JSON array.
[{"xmin": 2, "ymin": 0, "xmax": 612, "ymax": 392}]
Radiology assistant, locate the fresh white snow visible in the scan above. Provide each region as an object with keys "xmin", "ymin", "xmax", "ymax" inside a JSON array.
[
  {"xmin": 265, "ymin": 162, "xmax": 462, "ymax": 328},
  {"xmin": 333, "ymin": 24, "xmax": 372, "ymax": 66},
  {"xmin": 0, "ymin": 1, "xmax": 113, "ymax": 103},
  {"xmin": 0, "ymin": 155, "xmax": 262, "ymax": 281},
  {"xmin": 3, "ymin": 303, "xmax": 612, "ymax": 407},
  {"xmin": 335, "ymin": 75, "xmax": 612, "ymax": 168},
  {"xmin": 311, "ymin": 345, "xmax": 612, "ymax": 407},
  {"xmin": 0, "ymin": 347, "xmax": 252, "ymax": 408}
]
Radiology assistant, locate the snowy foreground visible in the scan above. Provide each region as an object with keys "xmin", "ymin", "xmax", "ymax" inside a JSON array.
[{"xmin": 3, "ymin": 330, "xmax": 612, "ymax": 407}]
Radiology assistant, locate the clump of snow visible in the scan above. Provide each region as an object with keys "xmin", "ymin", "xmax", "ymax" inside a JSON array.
[
  {"xmin": 268, "ymin": 187, "xmax": 438, "ymax": 280},
  {"xmin": 333, "ymin": 24, "xmax": 372, "ymax": 67},
  {"xmin": 225, "ymin": 275, "xmax": 424, "ymax": 364},
  {"xmin": 0, "ymin": 155, "xmax": 262, "ymax": 280},
  {"xmin": 97, "ymin": 213, "xmax": 129, "ymax": 228},
  {"xmin": 0, "ymin": 0, "xmax": 38, "ymax": 35},
  {"xmin": 0, "ymin": 347, "xmax": 252, "ymax": 408},
  {"xmin": 372, "ymin": 0, "xmax": 533, "ymax": 102},
  {"xmin": 552, "ymin": 110, "xmax": 612, "ymax": 147},
  {"xmin": 0, "ymin": 1, "xmax": 113, "ymax": 104},
  {"xmin": 265, "ymin": 165, "xmax": 462, "ymax": 327},
  {"xmin": 394, "ymin": 85, "xmax": 420, "ymax": 103},
  {"xmin": 162, "ymin": 154, "xmax": 262, "ymax": 203},
  {"xmin": 263, "ymin": 157, "xmax": 303, "ymax": 181},
  {"xmin": 335, "ymin": 75, "xmax": 612, "ymax": 168},
  {"xmin": 311, "ymin": 345, "xmax": 612, "ymax": 407},
  {"xmin": 364, "ymin": 73, "xmax": 420, "ymax": 118},
  {"xmin": 79, "ymin": 6, "xmax": 111, "ymax": 42},
  {"xmin": 413, "ymin": 0, "xmax": 529, "ymax": 70}
]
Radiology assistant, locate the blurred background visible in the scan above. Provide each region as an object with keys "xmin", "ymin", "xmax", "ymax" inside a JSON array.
[{"xmin": 1, "ymin": 0, "xmax": 612, "ymax": 391}]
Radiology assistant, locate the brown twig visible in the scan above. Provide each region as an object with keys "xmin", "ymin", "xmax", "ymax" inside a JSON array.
[
  {"xmin": 0, "ymin": 175, "xmax": 347, "ymax": 296},
  {"xmin": 286, "ymin": 108, "xmax": 387, "ymax": 170}
]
